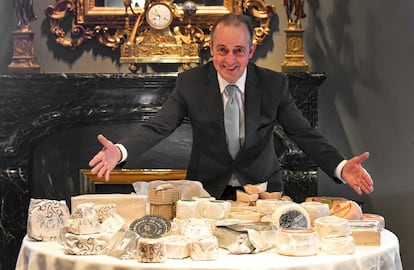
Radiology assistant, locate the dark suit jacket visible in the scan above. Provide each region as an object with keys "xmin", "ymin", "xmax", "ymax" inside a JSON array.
[{"xmin": 119, "ymin": 62, "xmax": 345, "ymax": 198}]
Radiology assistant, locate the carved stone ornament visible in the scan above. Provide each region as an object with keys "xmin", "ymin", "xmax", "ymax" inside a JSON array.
[{"xmin": 45, "ymin": 0, "xmax": 275, "ymax": 70}]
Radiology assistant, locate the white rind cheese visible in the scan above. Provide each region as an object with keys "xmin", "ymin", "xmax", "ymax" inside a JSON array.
[
  {"xmin": 276, "ymin": 229, "xmax": 319, "ymax": 256},
  {"xmin": 314, "ymin": 216, "xmax": 351, "ymax": 238}
]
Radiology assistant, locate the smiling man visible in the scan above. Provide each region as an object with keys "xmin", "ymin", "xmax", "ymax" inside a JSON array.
[{"xmin": 89, "ymin": 14, "xmax": 374, "ymax": 200}]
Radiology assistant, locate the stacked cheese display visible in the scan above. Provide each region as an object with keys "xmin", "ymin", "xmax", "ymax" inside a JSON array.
[{"xmin": 25, "ymin": 181, "xmax": 385, "ymax": 263}]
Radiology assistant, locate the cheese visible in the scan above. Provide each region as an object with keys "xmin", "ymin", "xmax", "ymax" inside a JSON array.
[
  {"xmin": 27, "ymin": 198, "xmax": 70, "ymax": 242},
  {"xmin": 137, "ymin": 237, "xmax": 166, "ymax": 263},
  {"xmin": 202, "ymin": 200, "xmax": 231, "ymax": 220},
  {"xmin": 276, "ymin": 229, "xmax": 319, "ymax": 256},
  {"xmin": 314, "ymin": 216, "xmax": 351, "ymax": 238},
  {"xmin": 349, "ymin": 220, "xmax": 381, "ymax": 246},
  {"xmin": 63, "ymin": 232, "xmax": 109, "ymax": 255},
  {"xmin": 320, "ymin": 236, "xmax": 355, "ymax": 255},
  {"xmin": 362, "ymin": 213, "xmax": 385, "ymax": 230},
  {"xmin": 164, "ymin": 235, "xmax": 190, "ymax": 259},
  {"xmin": 64, "ymin": 203, "xmax": 101, "ymax": 235},
  {"xmin": 236, "ymin": 190, "xmax": 259, "ymax": 203},
  {"xmin": 271, "ymin": 203, "xmax": 311, "ymax": 230},
  {"xmin": 259, "ymin": 191, "xmax": 282, "ymax": 200},
  {"xmin": 176, "ymin": 199, "xmax": 199, "ymax": 219},
  {"xmin": 256, "ymin": 199, "xmax": 294, "ymax": 216},
  {"xmin": 330, "ymin": 200, "xmax": 363, "ymax": 220},
  {"xmin": 189, "ymin": 236, "xmax": 219, "ymax": 261},
  {"xmin": 243, "ymin": 182, "xmax": 268, "ymax": 195},
  {"xmin": 300, "ymin": 202, "xmax": 330, "ymax": 226},
  {"xmin": 71, "ymin": 194, "xmax": 147, "ymax": 224},
  {"xmin": 229, "ymin": 211, "xmax": 261, "ymax": 222}
]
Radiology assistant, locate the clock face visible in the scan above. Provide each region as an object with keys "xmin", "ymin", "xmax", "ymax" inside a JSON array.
[{"xmin": 146, "ymin": 3, "xmax": 173, "ymax": 30}]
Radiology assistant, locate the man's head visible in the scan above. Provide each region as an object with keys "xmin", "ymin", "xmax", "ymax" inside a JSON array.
[{"xmin": 210, "ymin": 14, "xmax": 257, "ymax": 83}]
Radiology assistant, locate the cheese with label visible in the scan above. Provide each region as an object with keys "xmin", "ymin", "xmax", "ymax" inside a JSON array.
[
  {"xmin": 276, "ymin": 229, "xmax": 319, "ymax": 256},
  {"xmin": 27, "ymin": 198, "xmax": 70, "ymax": 241},
  {"xmin": 271, "ymin": 203, "xmax": 311, "ymax": 230},
  {"xmin": 330, "ymin": 200, "xmax": 363, "ymax": 220}
]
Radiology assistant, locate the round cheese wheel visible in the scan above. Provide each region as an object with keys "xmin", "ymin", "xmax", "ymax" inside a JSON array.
[
  {"xmin": 276, "ymin": 229, "xmax": 319, "ymax": 256},
  {"xmin": 271, "ymin": 204, "xmax": 311, "ymax": 230},
  {"xmin": 300, "ymin": 202, "xmax": 330, "ymax": 226},
  {"xmin": 314, "ymin": 216, "xmax": 351, "ymax": 238},
  {"xmin": 320, "ymin": 235, "xmax": 355, "ymax": 255},
  {"xmin": 330, "ymin": 200, "xmax": 363, "ymax": 220}
]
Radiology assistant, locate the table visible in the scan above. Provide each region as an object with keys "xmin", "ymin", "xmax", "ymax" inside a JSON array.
[{"xmin": 15, "ymin": 230, "xmax": 402, "ymax": 270}]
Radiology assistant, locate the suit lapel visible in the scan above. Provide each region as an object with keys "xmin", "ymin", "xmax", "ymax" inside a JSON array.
[
  {"xmin": 205, "ymin": 65, "xmax": 229, "ymax": 151},
  {"xmin": 243, "ymin": 64, "xmax": 261, "ymax": 151}
]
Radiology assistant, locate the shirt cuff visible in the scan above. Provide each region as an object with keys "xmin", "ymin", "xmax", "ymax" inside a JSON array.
[
  {"xmin": 335, "ymin": 159, "xmax": 348, "ymax": 184},
  {"xmin": 115, "ymin": 143, "xmax": 128, "ymax": 163}
]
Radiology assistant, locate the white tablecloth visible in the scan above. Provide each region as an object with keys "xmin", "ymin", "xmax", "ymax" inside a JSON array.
[{"xmin": 16, "ymin": 230, "xmax": 402, "ymax": 270}]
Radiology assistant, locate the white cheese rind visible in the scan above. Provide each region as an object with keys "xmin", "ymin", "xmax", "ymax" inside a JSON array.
[{"xmin": 276, "ymin": 229, "xmax": 319, "ymax": 256}]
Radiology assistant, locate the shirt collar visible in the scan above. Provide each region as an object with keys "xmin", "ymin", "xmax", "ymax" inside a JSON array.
[{"xmin": 217, "ymin": 68, "xmax": 247, "ymax": 95}]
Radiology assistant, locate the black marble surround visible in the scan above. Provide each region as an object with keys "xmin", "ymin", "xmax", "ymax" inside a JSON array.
[{"xmin": 0, "ymin": 72, "xmax": 325, "ymax": 269}]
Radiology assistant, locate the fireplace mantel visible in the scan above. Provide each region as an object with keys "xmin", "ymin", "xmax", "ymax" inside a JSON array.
[{"xmin": 0, "ymin": 72, "xmax": 325, "ymax": 269}]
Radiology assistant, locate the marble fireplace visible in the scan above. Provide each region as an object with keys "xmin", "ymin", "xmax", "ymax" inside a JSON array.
[{"xmin": 0, "ymin": 72, "xmax": 325, "ymax": 269}]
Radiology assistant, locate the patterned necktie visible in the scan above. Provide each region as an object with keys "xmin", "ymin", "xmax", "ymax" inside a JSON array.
[{"xmin": 224, "ymin": 84, "xmax": 240, "ymax": 159}]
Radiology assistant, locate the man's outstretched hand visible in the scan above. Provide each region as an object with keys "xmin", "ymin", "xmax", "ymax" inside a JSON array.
[
  {"xmin": 88, "ymin": 134, "xmax": 121, "ymax": 181},
  {"xmin": 342, "ymin": 152, "xmax": 374, "ymax": 195}
]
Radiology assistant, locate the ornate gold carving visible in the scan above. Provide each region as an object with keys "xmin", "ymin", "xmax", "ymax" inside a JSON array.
[
  {"xmin": 281, "ymin": 0, "xmax": 308, "ymax": 72},
  {"xmin": 243, "ymin": 0, "xmax": 275, "ymax": 45},
  {"xmin": 44, "ymin": 0, "xmax": 275, "ymax": 69}
]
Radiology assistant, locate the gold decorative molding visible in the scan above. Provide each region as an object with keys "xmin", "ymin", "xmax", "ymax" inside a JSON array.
[{"xmin": 45, "ymin": 0, "xmax": 275, "ymax": 70}]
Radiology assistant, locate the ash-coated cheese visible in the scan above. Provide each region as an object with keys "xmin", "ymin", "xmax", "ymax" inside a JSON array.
[{"xmin": 271, "ymin": 203, "xmax": 311, "ymax": 230}]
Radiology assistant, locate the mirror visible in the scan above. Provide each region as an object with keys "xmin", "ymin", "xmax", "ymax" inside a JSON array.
[{"xmin": 45, "ymin": 0, "xmax": 275, "ymax": 69}]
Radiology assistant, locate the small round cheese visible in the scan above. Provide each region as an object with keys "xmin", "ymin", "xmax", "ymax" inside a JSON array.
[
  {"xmin": 314, "ymin": 216, "xmax": 351, "ymax": 238},
  {"xmin": 320, "ymin": 236, "xmax": 355, "ymax": 255},
  {"xmin": 271, "ymin": 204, "xmax": 311, "ymax": 230},
  {"xmin": 276, "ymin": 229, "xmax": 319, "ymax": 256},
  {"xmin": 300, "ymin": 201, "xmax": 330, "ymax": 226}
]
